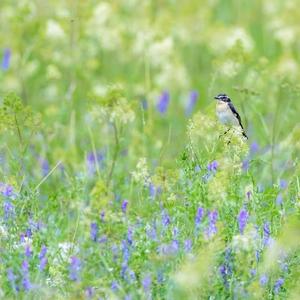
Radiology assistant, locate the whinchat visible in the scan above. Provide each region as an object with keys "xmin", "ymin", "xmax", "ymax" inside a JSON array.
[{"xmin": 214, "ymin": 93, "xmax": 248, "ymax": 139}]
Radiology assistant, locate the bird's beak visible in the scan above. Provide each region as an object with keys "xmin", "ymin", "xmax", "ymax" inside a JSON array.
[{"xmin": 214, "ymin": 96, "xmax": 219, "ymax": 100}]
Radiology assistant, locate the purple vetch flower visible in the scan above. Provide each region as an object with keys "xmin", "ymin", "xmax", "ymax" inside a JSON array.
[
  {"xmin": 128, "ymin": 269, "xmax": 136, "ymax": 282},
  {"xmin": 172, "ymin": 227, "xmax": 179, "ymax": 238},
  {"xmin": 2, "ymin": 48, "xmax": 11, "ymax": 70},
  {"xmin": 7, "ymin": 268, "xmax": 17, "ymax": 292},
  {"xmin": 195, "ymin": 207, "xmax": 204, "ymax": 228},
  {"xmin": 206, "ymin": 210, "xmax": 218, "ymax": 238},
  {"xmin": 279, "ymin": 179, "xmax": 287, "ymax": 190},
  {"xmin": 25, "ymin": 244, "xmax": 32, "ymax": 258},
  {"xmin": 21, "ymin": 260, "xmax": 31, "ymax": 291},
  {"xmin": 69, "ymin": 256, "xmax": 81, "ymax": 281},
  {"xmin": 121, "ymin": 262, "xmax": 128, "ymax": 278},
  {"xmin": 259, "ymin": 274, "xmax": 268, "ymax": 286},
  {"xmin": 99, "ymin": 235, "xmax": 107, "ymax": 243},
  {"xmin": 25, "ymin": 228, "xmax": 32, "ymax": 239},
  {"xmin": 156, "ymin": 91, "xmax": 170, "ymax": 114},
  {"xmin": 246, "ymin": 191, "xmax": 252, "ymax": 200},
  {"xmin": 162, "ymin": 210, "xmax": 170, "ymax": 227},
  {"xmin": 149, "ymin": 183, "xmax": 156, "ymax": 198},
  {"xmin": 100, "ymin": 210, "xmax": 105, "ymax": 222},
  {"xmin": 219, "ymin": 264, "xmax": 228, "ymax": 285},
  {"xmin": 39, "ymin": 158, "xmax": 50, "ymax": 176},
  {"xmin": 263, "ymin": 222, "xmax": 271, "ymax": 246},
  {"xmin": 276, "ymin": 194, "xmax": 283, "ymax": 206},
  {"xmin": 142, "ymin": 274, "xmax": 152, "ymax": 293},
  {"xmin": 86, "ymin": 151, "xmax": 105, "ymax": 175},
  {"xmin": 127, "ymin": 227, "xmax": 133, "ymax": 245},
  {"xmin": 274, "ymin": 277, "xmax": 284, "ymax": 294},
  {"xmin": 90, "ymin": 222, "xmax": 98, "ymax": 242},
  {"xmin": 141, "ymin": 98, "xmax": 148, "ymax": 110},
  {"xmin": 207, "ymin": 160, "xmax": 218, "ymax": 172},
  {"xmin": 1, "ymin": 184, "xmax": 14, "ymax": 197},
  {"xmin": 250, "ymin": 268, "xmax": 257, "ymax": 276},
  {"xmin": 185, "ymin": 90, "xmax": 199, "ymax": 116},
  {"xmin": 111, "ymin": 281, "xmax": 118, "ymax": 292},
  {"xmin": 184, "ymin": 239, "xmax": 192, "ymax": 252},
  {"xmin": 242, "ymin": 159, "xmax": 249, "ymax": 172},
  {"xmin": 85, "ymin": 287, "xmax": 94, "ymax": 298},
  {"xmin": 250, "ymin": 142, "xmax": 259, "ymax": 155},
  {"xmin": 112, "ymin": 244, "xmax": 119, "ymax": 261},
  {"xmin": 121, "ymin": 240, "xmax": 130, "ymax": 262},
  {"xmin": 238, "ymin": 209, "xmax": 249, "ymax": 234},
  {"xmin": 3, "ymin": 201, "xmax": 15, "ymax": 219},
  {"xmin": 122, "ymin": 200, "xmax": 128, "ymax": 214},
  {"xmin": 146, "ymin": 223, "xmax": 157, "ymax": 241},
  {"xmin": 39, "ymin": 245, "xmax": 48, "ymax": 271}
]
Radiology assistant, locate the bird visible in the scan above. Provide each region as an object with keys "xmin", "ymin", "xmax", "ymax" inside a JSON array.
[{"xmin": 214, "ymin": 93, "xmax": 248, "ymax": 139}]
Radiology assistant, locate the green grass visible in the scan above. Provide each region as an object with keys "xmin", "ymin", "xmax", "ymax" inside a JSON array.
[{"xmin": 0, "ymin": 1, "xmax": 300, "ymax": 299}]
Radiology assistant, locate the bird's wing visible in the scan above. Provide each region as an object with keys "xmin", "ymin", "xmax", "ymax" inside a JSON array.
[
  {"xmin": 228, "ymin": 102, "xmax": 244, "ymax": 130},
  {"xmin": 228, "ymin": 102, "xmax": 248, "ymax": 139}
]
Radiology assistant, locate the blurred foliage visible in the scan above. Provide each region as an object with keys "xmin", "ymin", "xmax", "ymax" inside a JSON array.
[{"xmin": 0, "ymin": 0, "xmax": 300, "ymax": 299}]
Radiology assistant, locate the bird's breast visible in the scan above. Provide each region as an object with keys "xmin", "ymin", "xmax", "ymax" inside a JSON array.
[{"xmin": 216, "ymin": 101, "xmax": 238, "ymax": 126}]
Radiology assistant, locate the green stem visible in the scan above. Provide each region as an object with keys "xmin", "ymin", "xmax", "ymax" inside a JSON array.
[{"xmin": 106, "ymin": 122, "xmax": 121, "ymax": 188}]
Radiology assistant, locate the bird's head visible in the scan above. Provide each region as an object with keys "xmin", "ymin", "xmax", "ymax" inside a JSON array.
[{"xmin": 214, "ymin": 93, "xmax": 231, "ymax": 102}]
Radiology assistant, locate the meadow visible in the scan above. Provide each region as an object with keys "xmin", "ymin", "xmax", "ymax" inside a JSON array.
[{"xmin": 0, "ymin": 1, "xmax": 300, "ymax": 299}]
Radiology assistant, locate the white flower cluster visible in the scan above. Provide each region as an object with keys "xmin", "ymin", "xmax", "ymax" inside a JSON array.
[{"xmin": 131, "ymin": 157, "xmax": 150, "ymax": 185}]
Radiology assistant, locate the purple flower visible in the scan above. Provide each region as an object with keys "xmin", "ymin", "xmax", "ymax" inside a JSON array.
[
  {"xmin": 185, "ymin": 90, "xmax": 199, "ymax": 116},
  {"xmin": 238, "ymin": 209, "xmax": 249, "ymax": 234},
  {"xmin": 39, "ymin": 245, "xmax": 48, "ymax": 271},
  {"xmin": 127, "ymin": 227, "xmax": 133, "ymax": 245},
  {"xmin": 21, "ymin": 260, "xmax": 31, "ymax": 291},
  {"xmin": 146, "ymin": 223, "xmax": 157, "ymax": 241},
  {"xmin": 142, "ymin": 274, "xmax": 152, "ymax": 293},
  {"xmin": 7, "ymin": 268, "xmax": 16, "ymax": 291},
  {"xmin": 206, "ymin": 210, "xmax": 218, "ymax": 238},
  {"xmin": 39, "ymin": 158, "xmax": 49, "ymax": 176},
  {"xmin": 99, "ymin": 235, "xmax": 107, "ymax": 243},
  {"xmin": 3, "ymin": 201, "xmax": 14, "ymax": 219},
  {"xmin": 2, "ymin": 48, "xmax": 11, "ymax": 70},
  {"xmin": 86, "ymin": 151, "xmax": 104, "ymax": 175},
  {"xmin": 90, "ymin": 222, "xmax": 98, "ymax": 242},
  {"xmin": 263, "ymin": 222, "xmax": 271, "ymax": 246},
  {"xmin": 195, "ymin": 207, "xmax": 204, "ymax": 227},
  {"xmin": 122, "ymin": 200, "xmax": 128, "ymax": 214},
  {"xmin": 25, "ymin": 244, "xmax": 32, "ymax": 258},
  {"xmin": 100, "ymin": 210, "xmax": 105, "ymax": 222},
  {"xmin": 279, "ymin": 179, "xmax": 287, "ymax": 190},
  {"xmin": 242, "ymin": 159, "xmax": 249, "ymax": 172},
  {"xmin": 259, "ymin": 274, "xmax": 268, "ymax": 286},
  {"xmin": 149, "ymin": 183, "xmax": 156, "ymax": 198},
  {"xmin": 274, "ymin": 277, "xmax": 284, "ymax": 294},
  {"xmin": 111, "ymin": 281, "xmax": 118, "ymax": 292},
  {"xmin": 219, "ymin": 264, "xmax": 228, "ymax": 285},
  {"xmin": 141, "ymin": 98, "xmax": 148, "ymax": 110},
  {"xmin": 162, "ymin": 210, "xmax": 170, "ymax": 227},
  {"xmin": 156, "ymin": 91, "xmax": 170, "ymax": 114},
  {"xmin": 184, "ymin": 239, "xmax": 192, "ymax": 252},
  {"xmin": 85, "ymin": 287, "xmax": 94, "ymax": 298},
  {"xmin": 276, "ymin": 194, "xmax": 283, "ymax": 206},
  {"xmin": 121, "ymin": 240, "xmax": 130, "ymax": 262},
  {"xmin": 207, "ymin": 160, "xmax": 218, "ymax": 172},
  {"xmin": 250, "ymin": 142, "xmax": 259, "ymax": 154},
  {"xmin": 246, "ymin": 191, "xmax": 252, "ymax": 200},
  {"xmin": 69, "ymin": 256, "xmax": 81, "ymax": 281},
  {"xmin": 1, "ymin": 183, "xmax": 13, "ymax": 197}
]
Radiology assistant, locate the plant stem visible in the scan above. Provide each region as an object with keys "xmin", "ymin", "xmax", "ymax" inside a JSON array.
[{"xmin": 106, "ymin": 122, "xmax": 121, "ymax": 188}]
